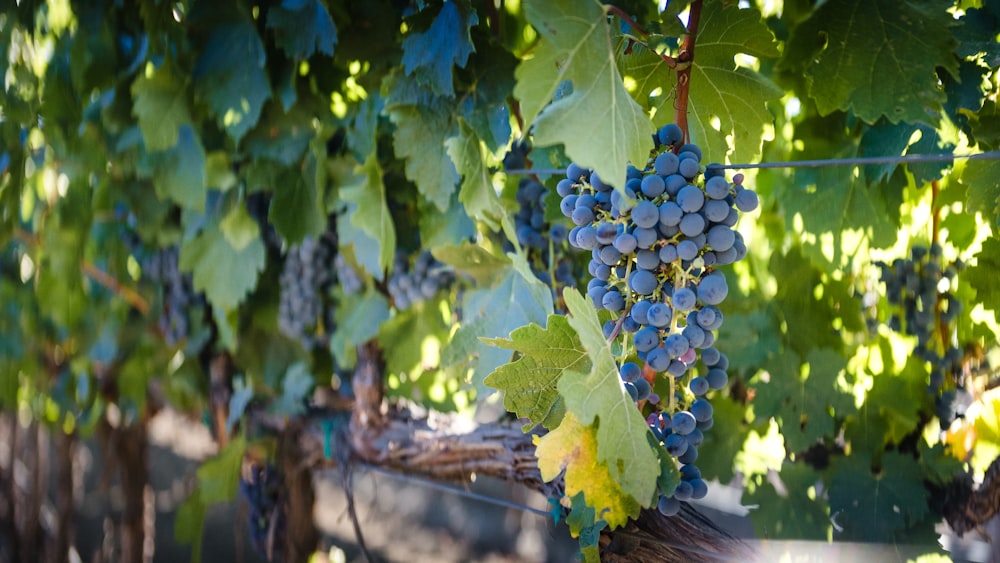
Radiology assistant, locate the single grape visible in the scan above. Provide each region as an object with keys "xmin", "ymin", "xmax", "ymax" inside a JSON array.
[
  {"xmin": 602, "ymin": 289, "xmax": 625, "ymax": 312},
  {"xmin": 647, "ymin": 347, "xmax": 671, "ymax": 372},
  {"xmin": 641, "ymin": 174, "xmax": 666, "ymax": 198},
  {"xmin": 658, "ymin": 202, "xmax": 684, "ymax": 227},
  {"xmin": 735, "ymin": 189, "xmax": 759, "ymax": 212},
  {"xmin": 672, "ymin": 287, "xmax": 697, "ymax": 311},
  {"xmin": 556, "ymin": 178, "xmax": 576, "ymax": 197},
  {"xmin": 704, "ymin": 199, "xmax": 730, "ymax": 222},
  {"xmin": 632, "ymin": 200, "xmax": 660, "ymax": 229},
  {"xmin": 635, "ymin": 326, "xmax": 661, "ymax": 352},
  {"xmin": 637, "ymin": 249, "xmax": 660, "ymax": 270},
  {"xmin": 566, "ymin": 163, "xmax": 588, "ymax": 182},
  {"xmin": 706, "ymin": 368, "xmax": 728, "ymax": 390},
  {"xmin": 647, "ymin": 302, "xmax": 672, "ymax": 328},
  {"xmin": 629, "ymin": 269, "xmax": 659, "ymax": 296},
  {"xmin": 677, "ymin": 240, "xmax": 699, "ymax": 261},
  {"xmin": 706, "ymin": 225, "xmax": 735, "ymax": 252},
  {"xmin": 634, "ymin": 378, "xmax": 652, "ymax": 401},
  {"xmin": 571, "ymin": 206, "xmax": 594, "ymax": 226},
  {"xmin": 690, "ymin": 398, "xmax": 713, "ymax": 422},
  {"xmin": 620, "ymin": 362, "xmax": 642, "ymax": 383},
  {"xmin": 679, "ymin": 213, "xmax": 706, "ymax": 237},
  {"xmin": 689, "ymin": 376, "xmax": 709, "ymax": 396},
  {"xmin": 658, "ymin": 495, "xmax": 681, "ymax": 517},
  {"xmin": 677, "ymin": 185, "xmax": 706, "ymax": 213},
  {"xmin": 678, "ymin": 158, "xmax": 700, "ymax": 179},
  {"xmin": 672, "ymin": 411, "xmax": 697, "ymax": 435},
  {"xmin": 678, "ymin": 444, "xmax": 699, "ymax": 464},
  {"xmin": 658, "ymin": 123, "xmax": 684, "ymax": 146},
  {"xmin": 664, "ymin": 433, "xmax": 688, "ymax": 456},
  {"xmin": 664, "ymin": 334, "xmax": 690, "ymax": 358},
  {"xmin": 634, "ymin": 227, "xmax": 658, "ymax": 249},
  {"xmin": 614, "ymin": 232, "xmax": 638, "ymax": 254},
  {"xmin": 690, "ymin": 478, "xmax": 709, "ymax": 500},
  {"xmin": 655, "ymin": 152, "xmax": 680, "ymax": 176},
  {"xmin": 631, "ymin": 300, "xmax": 652, "ymax": 325},
  {"xmin": 673, "ymin": 481, "xmax": 694, "ymax": 501},
  {"xmin": 697, "ymin": 272, "xmax": 728, "ymax": 305}
]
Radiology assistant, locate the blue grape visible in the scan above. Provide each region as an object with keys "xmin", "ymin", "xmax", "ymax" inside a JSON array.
[
  {"xmin": 682, "ymin": 324, "xmax": 706, "ymax": 348},
  {"xmin": 673, "ymin": 480, "xmax": 694, "ymax": 501},
  {"xmin": 647, "ymin": 302, "xmax": 672, "ymax": 327},
  {"xmin": 659, "ymin": 244, "xmax": 678, "ymax": 264},
  {"xmin": 655, "ymin": 152, "xmax": 680, "ymax": 176},
  {"xmin": 667, "ymin": 359, "xmax": 689, "ymax": 377},
  {"xmin": 672, "ymin": 287, "xmax": 697, "ymax": 311},
  {"xmin": 595, "ymin": 222, "xmax": 618, "ymax": 244},
  {"xmin": 602, "ymin": 289, "xmax": 625, "ymax": 311},
  {"xmin": 677, "ymin": 185, "xmax": 706, "ymax": 213},
  {"xmin": 664, "ymin": 433, "xmax": 688, "ymax": 456},
  {"xmin": 647, "ymin": 347, "xmax": 671, "ymax": 371},
  {"xmin": 697, "ymin": 272, "xmax": 728, "ymax": 305},
  {"xmin": 689, "ymin": 376, "xmax": 709, "ymax": 396},
  {"xmin": 632, "ymin": 200, "xmax": 660, "ymax": 229},
  {"xmin": 690, "ymin": 398, "xmax": 713, "ymax": 421},
  {"xmin": 664, "ymin": 333, "xmax": 690, "ymax": 357},
  {"xmin": 620, "ymin": 362, "xmax": 642, "ymax": 383},
  {"xmin": 635, "ymin": 326, "xmax": 661, "ymax": 352},
  {"xmin": 706, "ymin": 225, "xmax": 735, "ymax": 252},
  {"xmin": 706, "ymin": 368, "xmax": 728, "ymax": 390},
  {"xmin": 680, "ymin": 464, "xmax": 701, "ymax": 480},
  {"xmin": 735, "ymin": 188, "xmax": 759, "ymax": 212},
  {"xmin": 624, "ymin": 381, "xmax": 638, "ymax": 401},
  {"xmin": 629, "ymin": 269, "xmax": 659, "ymax": 295},
  {"xmin": 665, "ymin": 174, "xmax": 687, "ymax": 196},
  {"xmin": 571, "ymin": 206, "xmax": 594, "ymax": 226},
  {"xmin": 677, "ymin": 240, "xmax": 699, "ymax": 261},
  {"xmin": 690, "ymin": 478, "xmax": 709, "ymax": 500},
  {"xmin": 687, "ymin": 428, "xmax": 704, "ymax": 447},
  {"xmin": 679, "ymin": 158, "xmax": 700, "ymax": 179},
  {"xmin": 678, "ymin": 143, "xmax": 703, "ymax": 161},
  {"xmin": 705, "ymin": 176, "xmax": 730, "ymax": 200},
  {"xmin": 557, "ymin": 178, "xmax": 576, "ymax": 197},
  {"xmin": 658, "ymin": 202, "xmax": 683, "ymax": 227},
  {"xmin": 634, "ymin": 227, "xmax": 658, "ymax": 249},
  {"xmin": 678, "ymin": 444, "xmax": 699, "ymax": 464},
  {"xmin": 704, "ymin": 199, "xmax": 730, "ymax": 222},
  {"xmin": 671, "ymin": 411, "xmax": 697, "ymax": 435},
  {"xmin": 641, "ymin": 174, "xmax": 666, "ymax": 198},
  {"xmin": 560, "ymin": 195, "xmax": 578, "ymax": 217},
  {"xmin": 634, "ymin": 377, "xmax": 652, "ymax": 401},
  {"xmin": 657, "ymin": 123, "xmax": 684, "ymax": 146},
  {"xmin": 614, "ymin": 232, "xmax": 638, "ymax": 254},
  {"xmin": 566, "ymin": 163, "xmax": 589, "ymax": 182},
  {"xmin": 658, "ymin": 495, "xmax": 681, "ymax": 517},
  {"xmin": 631, "ymin": 300, "xmax": 652, "ymax": 325},
  {"xmin": 636, "ymin": 249, "xmax": 660, "ymax": 270},
  {"xmin": 599, "ymin": 245, "xmax": 622, "ymax": 266},
  {"xmin": 679, "ymin": 213, "xmax": 706, "ymax": 237}
]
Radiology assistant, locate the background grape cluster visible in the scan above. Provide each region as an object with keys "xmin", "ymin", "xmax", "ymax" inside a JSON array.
[
  {"xmin": 875, "ymin": 245, "xmax": 973, "ymax": 428},
  {"xmin": 142, "ymin": 246, "xmax": 203, "ymax": 347},
  {"xmin": 387, "ymin": 250, "xmax": 455, "ymax": 310},
  {"xmin": 238, "ymin": 462, "xmax": 284, "ymax": 560},
  {"xmin": 510, "ymin": 177, "xmax": 576, "ymax": 295},
  {"xmin": 560, "ymin": 123, "xmax": 758, "ymax": 516},
  {"xmin": 277, "ymin": 227, "xmax": 338, "ymax": 350}
]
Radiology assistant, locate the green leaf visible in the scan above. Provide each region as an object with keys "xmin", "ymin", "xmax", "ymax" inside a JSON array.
[
  {"xmin": 515, "ymin": 0, "xmax": 653, "ymax": 189},
  {"xmin": 193, "ymin": 21, "xmax": 271, "ymax": 142},
  {"xmin": 446, "ymin": 119, "xmax": 504, "ymax": 230},
  {"xmin": 788, "ymin": 0, "xmax": 958, "ymax": 124},
  {"xmin": 418, "ymin": 190, "xmax": 476, "ymax": 248},
  {"xmin": 329, "ymin": 288, "xmax": 391, "ymax": 368},
  {"xmin": 961, "ymin": 158, "xmax": 1000, "ymax": 224},
  {"xmin": 196, "ymin": 435, "xmax": 247, "ymax": 505},
  {"xmin": 384, "ymin": 72, "xmax": 459, "ymax": 212},
  {"xmin": 743, "ymin": 462, "xmax": 829, "ymax": 540},
  {"xmin": 377, "ymin": 298, "xmax": 450, "ymax": 376},
  {"xmin": 244, "ymin": 103, "xmax": 314, "ymax": 166},
  {"xmin": 269, "ymin": 161, "xmax": 326, "ymax": 245},
  {"xmin": 340, "ymin": 154, "xmax": 396, "ymax": 275},
  {"xmin": 219, "ymin": 205, "xmax": 260, "ymax": 251},
  {"xmin": 272, "ymin": 362, "xmax": 314, "ymax": 416},
  {"xmin": 432, "ymin": 242, "xmax": 509, "ymax": 285},
  {"xmin": 828, "ymin": 452, "xmax": 930, "ymax": 542},
  {"xmin": 179, "ymin": 222, "xmax": 265, "ymax": 311},
  {"xmin": 443, "ymin": 253, "xmax": 553, "ymax": 390},
  {"xmin": 266, "ymin": 0, "xmax": 338, "ymax": 60},
  {"xmin": 966, "ymin": 237, "xmax": 1000, "ymax": 323},
  {"xmin": 483, "ymin": 314, "xmax": 586, "ymax": 429},
  {"xmin": 674, "ymin": 2, "xmax": 781, "ymax": 163},
  {"xmin": 400, "ymin": 1, "xmax": 477, "ymax": 97},
  {"xmin": 131, "ymin": 63, "xmax": 192, "ymax": 152},
  {"xmin": 147, "ymin": 125, "xmax": 207, "ymax": 212},
  {"xmin": 559, "ymin": 288, "xmax": 660, "ymax": 508},
  {"xmin": 535, "ymin": 412, "xmax": 642, "ymax": 529},
  {"xmin": 752, "ymin": 348, "xmax": 853, "ymax": 453}
]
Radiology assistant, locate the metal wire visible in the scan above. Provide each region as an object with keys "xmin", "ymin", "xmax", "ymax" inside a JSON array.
[{"xmin": 502, "ymin": 150, "xmax": 1000, "ymax": 176}]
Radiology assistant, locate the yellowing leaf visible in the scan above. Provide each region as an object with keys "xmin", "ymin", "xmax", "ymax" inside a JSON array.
[
  {"xmin": 535, "ymin": 412, "xmax": 642, "ymax": 529},
  {"xmin": 559, "ymin": 289, "xmax": 660, "ymax": 508}
]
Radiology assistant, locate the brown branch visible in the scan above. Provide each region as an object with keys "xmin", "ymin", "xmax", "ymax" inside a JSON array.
[
  {"xmin": 675, "ymin": 0, "xmax": 704, "ymax": 143},
  {"xmin": 80, "ymin": 261, "xmax": 151, "ymax": 315},
  {"xmin": 939, "ymin": 454, "xmax": 1000, "ymax": 536}
]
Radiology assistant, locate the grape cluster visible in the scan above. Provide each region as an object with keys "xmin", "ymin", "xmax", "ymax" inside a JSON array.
[
  {"xmin": 333, "ymin": 253, "xmax": 363, "ymax": 296},
  {"xmin": 142, "ymin": 246, "xmax": 202, "ymax": 346},
  {"xmin": 875, "ymin": 244, "xmax": 971, "ymax": 428},
  {"xmin": 560, "ymin": 123, "xmax": 758, "ymax": 516},
  {"xmin": 387, "ymin": 250, "xmax": 454, "ymax": 310},
  {"xmin": 239, "ymin": 462, "xmax": 284, "ymax": 559},
  {"xmin": 278, "ymin": 230, "xmax": 337, "ymax": 350},
  {"xmin": 511, "ymin": 177, "xmax": 576, "ymax": 290}
]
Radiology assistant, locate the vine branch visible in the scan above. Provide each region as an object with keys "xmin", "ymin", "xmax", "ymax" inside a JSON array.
[{"xmin": 675, "ymin": 0, "xmax": 703, "ymax": 143}]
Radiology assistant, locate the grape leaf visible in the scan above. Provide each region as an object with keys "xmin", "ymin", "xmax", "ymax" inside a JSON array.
[
  {"xmin": 340, "ymin": 154, "xmax": 396, "ymax": 276},
  {"xmin": 146, "ymin": 125, "xmax": 206, "ymax": 212},
  {"xmin": 329, "ymin": 288, "xmax": 391, "ymax": 368},
  {"xmin": 515, "ymin": 0, "xmax": 652, "ymax": 190},
  {"xmin": 743, "ymin": 462, "xmax": 829, "ymax": 540},
  {"xmin": 966, "ymin": 237, "xmax": 1000, "ymax": 324},
  {"xmin": 442, "ymin": 253, "xmax": 553, "ymax": 391},
  {"xmin": 266, "ymin": 0, "xmax": 338, "ymax": 60},
  {"xmin": 243, "ymin": 103, "xmax": 313, "ymax": 166},
  {"xmin": 179, "ymin": 222, "xmax": 265, "ymax": 311},
  {"xmin": 432, "ymin": 242, "xmax": 509, "ymax": 285},
  {"xmin": 559, "ymin": 288, "xmax": 660, "ymax": 509},
  {"xmin": 446, "ymin": 118, "xmax": 504, "ymax": 230},
  {"xmin": 268, "ymin": 160, "xmax": 326, "ymax": 245},
  {"xmin": 400, "ymin": 1, "xmax": 477, "ymax": 97},
  {"xmin": 219, "ymin": 205, "xmax": 260, "ymax": 251},
  {"xmin": 752, "ymin": 348, "xmax": 853, "ymax": 453},
  {"xmin": 961, "ymin": 158, "xmax": 1000, "ymax": 225},
  {"xmin": 828, "ymin": 452, "xmax": 930, "ymax": 542},
  {"xmin": 130, "ymin": 62, "xmax": 192, "ymax": 152},
  {"xmin": 193, "ymin": 21, "xmax": 271, "ymax": 143},
  {"xmin": 535, "ymin": 412, "xmax": 642, "ymax": 530},
  {"xmin": 384, "ymin": 72, "xmax": 459, "ymax": 212},
  {"xmin": 483, "ymin": 314, "xmax": 587, "ymax": 429},
  {"xmin": 272, "ymin": 362, "xmax": 314, "ymax": 416},
  {"xmin": 418, "ymin": 191, "xmax": 476, "ymax": 248},
  {"xmin": 787, "ymin": 0, "xmax": 958, "ymax": 124},
  {"xmin": 377, "ymin": 298, "xmax": 450, "ymax": 376}
]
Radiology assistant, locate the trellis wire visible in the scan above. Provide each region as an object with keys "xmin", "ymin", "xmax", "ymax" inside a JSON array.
[
  {"xmin": 353, "ymin": 462, "xmax": 747, "ymax": 560},
  {"xmin": 503, "ymin": 149, "xmax": 1000, "ymax": 176}
]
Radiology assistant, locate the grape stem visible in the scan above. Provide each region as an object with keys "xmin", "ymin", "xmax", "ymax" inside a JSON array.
[{"xmin": 675, "ymin": 0, "xmax": 704, "ymax": 144}]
